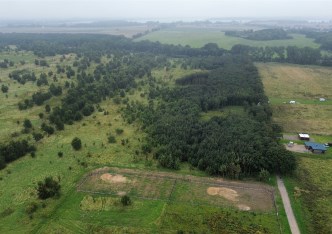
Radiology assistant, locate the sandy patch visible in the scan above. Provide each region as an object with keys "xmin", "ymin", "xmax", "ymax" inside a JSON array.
[
  {"xmin": 238, "ymin": 204, "xmax": 251, "ymax": 211},
  {"xmin": 100, "ymin": 173, "xmax": 127, "ymax": 183},
  {"xmin": 207, "ymin": 187, "xmax": 239, "ymax": 202}
]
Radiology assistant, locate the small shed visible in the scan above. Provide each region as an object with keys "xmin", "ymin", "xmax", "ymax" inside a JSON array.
[
  {"xmin": 304, "ymin": 142, "xmax": 327, "ymax": 154},
  {"xmin": 298, "ymin": 133, "xmax": 310, "ymax": 141}
]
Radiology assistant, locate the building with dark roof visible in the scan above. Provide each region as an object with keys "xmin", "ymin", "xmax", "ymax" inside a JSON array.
[{"xmin": 304, "ymin": 141, "xmax": 327, "ymax": 154}]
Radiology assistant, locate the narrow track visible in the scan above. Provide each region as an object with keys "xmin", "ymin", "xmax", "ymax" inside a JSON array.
[{"xmin": 277, "ymin": 176, "xmax": 300, "ymax": 234}]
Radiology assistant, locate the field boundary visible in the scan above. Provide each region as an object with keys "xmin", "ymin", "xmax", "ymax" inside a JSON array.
[{"xmin": 77, "ymin": 167, "xmax": 276, "ymax": 211}]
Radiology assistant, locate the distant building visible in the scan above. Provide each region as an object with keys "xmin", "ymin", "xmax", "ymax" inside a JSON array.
[
  {"xmin": 304, "ymin": 141, "xmax": 327, "ymax": 154},
  {"xmin": 319, "ymin": 98, "xmax": 326, "ymax": 102},
  {"xmin": 298, "ymin": 133, "xmax": 310, "ymax": 141}
]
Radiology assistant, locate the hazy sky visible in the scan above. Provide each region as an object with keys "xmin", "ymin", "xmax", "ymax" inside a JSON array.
[{"xmin": 0, "ymin": 0, "xmax": 331, "ymax": 20}]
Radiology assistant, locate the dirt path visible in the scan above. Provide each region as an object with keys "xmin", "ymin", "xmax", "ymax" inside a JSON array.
[{"xmin": 277, "ymin": 176, "xmax": 300, "ymax": 234}]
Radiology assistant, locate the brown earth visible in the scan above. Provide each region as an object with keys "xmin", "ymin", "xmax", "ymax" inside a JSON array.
[
  {"xmin": 207, "ymin": 187, "xmax": 239, "ymax": 202},
  {"xmin": 100, "ymin": 173, "xmax": 128, "ymax": 183}
]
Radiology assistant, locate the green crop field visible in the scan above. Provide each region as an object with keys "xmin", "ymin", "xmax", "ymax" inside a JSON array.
[{"xmin": 136, "ymin": 27, "xmax": 320, "ymax": 49}]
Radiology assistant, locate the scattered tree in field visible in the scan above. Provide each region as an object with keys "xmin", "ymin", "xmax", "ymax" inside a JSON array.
[
  {"xmin": 1, "ymin": 84, "xmax": 8, "ymax": 93},
  {"xmin": 120, "ymin": 195, "xmax": 132, "ymax": 206},
  {"xmin": 71, "ymin": 137, "xmax": 82, "ymax": 150},
  {"xmin": 115, "ymin": 128, "xmax": 124, "ymax": 135},
  {"xmin": 23, "ymin": 119, "xmax": 32, "ymax": 129},
  {"xmin": 36, "ymin": 176, "xmax": 61, "ymax": 199},
  {"xmin": 32, "ymin": 132, "xmax": 43, "ymax": 142},
  {"xmin": 41, "ymin": 123, "xmax": 54, "ymax": 135},
  {"xmin": 108, "ymin": 135, "xmax": 116, "ymax": 143},
  {"xmin": 45, "ymin": 104, "xmax": 51, "ymax": 113}
]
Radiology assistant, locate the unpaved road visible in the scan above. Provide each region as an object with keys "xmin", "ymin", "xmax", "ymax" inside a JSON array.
[{"xmin": 277, "ymin": 176, "xmax": 300, "ymax": 234}]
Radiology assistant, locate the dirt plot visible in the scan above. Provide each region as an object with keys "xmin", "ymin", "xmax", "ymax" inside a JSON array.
[
  {"xmin": 100, "ymin": 173, "xmax": 128, "ymax": 183},
  {"xmin": 77, "ymin": 167, "xmax": 275, "ymax": 211},
  {"xmin": 283, "ymin": 134, "xmax": 315, "ymax": 142},
  {"xmin": 285, "ymin": 144, "xmax": 310, "ymax": 153},
  {"xmin": 207, "ymin": 187, "xmax": 239, "ymax": 202}
]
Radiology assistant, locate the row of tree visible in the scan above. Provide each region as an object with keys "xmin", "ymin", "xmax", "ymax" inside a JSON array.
[{"xmin": 225, "ymin": 28, "xmax": 292, "ymax": 41}]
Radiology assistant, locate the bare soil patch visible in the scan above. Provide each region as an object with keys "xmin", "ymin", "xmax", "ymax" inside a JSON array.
[
  {"xmin": 207, "ymin": 187, "xmax": 239, "ymax": 202},
  {"xmin": 100, "ymin": 173, "xmax": 128, "ymax": 183},
  {"xmin": 283, "ymin": 134, "xmax": 299, "ymax": 141},
  {"xmin": 238, "ymin": 204, "xmax": 251, "ymax": 211},
  {"xmin": 285, "ymin": 144, "xmax": 309, "ymax": 153},
  {"xmin": 78, "ymin": 167, "xmax": 275, "ymax": 211},
  {"xmin": 283, "ymin": 134, "xmax": 315, "ymax": 142}
]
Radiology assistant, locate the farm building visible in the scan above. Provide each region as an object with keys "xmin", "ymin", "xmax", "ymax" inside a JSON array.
[
  {"xmin": 304, "ymin": 142, "xmax": 327, "ymax": 154},
  {"xmin": 298, "ymin": 133, "xmax": 310, "ymax": 141}
]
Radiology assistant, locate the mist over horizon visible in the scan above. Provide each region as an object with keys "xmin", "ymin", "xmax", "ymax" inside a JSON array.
[{"xmin": 0, "ymin": 0, "xmax": 331, "ymax": 22}]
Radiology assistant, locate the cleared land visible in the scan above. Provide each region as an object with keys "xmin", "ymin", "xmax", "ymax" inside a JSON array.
[
  {"xmin": 78, "ymin": 167, "xmax": 275, "ymax": 211},
  {"xmin": 258, "ymin": 62, "xmax": 332, "ymax": 135},
  {"xmin": 136, "ymin": 28, "xmax": 320, "ymax": 49}
]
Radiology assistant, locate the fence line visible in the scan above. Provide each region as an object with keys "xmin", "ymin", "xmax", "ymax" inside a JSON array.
[{"xmin": 77, "ymin": 168, "xmax": 277, "ymax": 214}]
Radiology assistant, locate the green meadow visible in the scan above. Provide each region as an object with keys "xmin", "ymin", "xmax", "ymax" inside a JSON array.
[{"xmin": 136, "ymin": 28, "xmax": 320, "ymax": 49}]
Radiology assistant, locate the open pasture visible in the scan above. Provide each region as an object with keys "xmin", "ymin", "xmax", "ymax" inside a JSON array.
[
  {"xmin": 136, "ymin": 27, "xmax": 319, "ymax": 49},
  {"xmin": 0, "ymin": 25, "xmax": 152, "ymax": 38},
  {"xmin": 258, "ymin": 63, "xmax": 332, "ymax": 134}
]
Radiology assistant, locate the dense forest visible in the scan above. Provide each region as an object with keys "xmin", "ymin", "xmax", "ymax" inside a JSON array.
[{"xmin": 124, "ymin": 56, "xmax": 296, "ymax": 177}]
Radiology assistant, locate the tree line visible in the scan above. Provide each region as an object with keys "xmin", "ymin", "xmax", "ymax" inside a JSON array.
[{"xmin": 225, "ymin": 28, "xmax": 292, "ymax": 41}]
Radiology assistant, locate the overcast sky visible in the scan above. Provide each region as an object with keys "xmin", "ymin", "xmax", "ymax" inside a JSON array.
[{"xmin": 0, "ymin": 0, "xmax": 331, "ymax": 21}]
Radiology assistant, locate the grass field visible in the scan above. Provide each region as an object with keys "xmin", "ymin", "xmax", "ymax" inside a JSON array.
[
  {"xmin": 0, "ymin": 25, "xmax": 151, "ymax": 38},
  {"xmin": 283, "ymin": 154, "xmax": 332, "ymax": 233},
  {"xmin": 136, "ymin": 27, "xmax": 320, "ymax": 49},
  {"xmin": 259, "ymin": 61, "xmax": 332, "ymax": 233},
  {"xmin": 258, "ymin": 62, "xmax": 332, "ymax": 135}
]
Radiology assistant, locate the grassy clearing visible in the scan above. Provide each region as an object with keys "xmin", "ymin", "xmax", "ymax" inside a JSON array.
[
  {"xmin": 258, "ymin": 62, "xmax": 332, "ymax": 135},
  {"xmin": 136, "ymin": 28, "xmax": 319, "ymax": 49}
]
